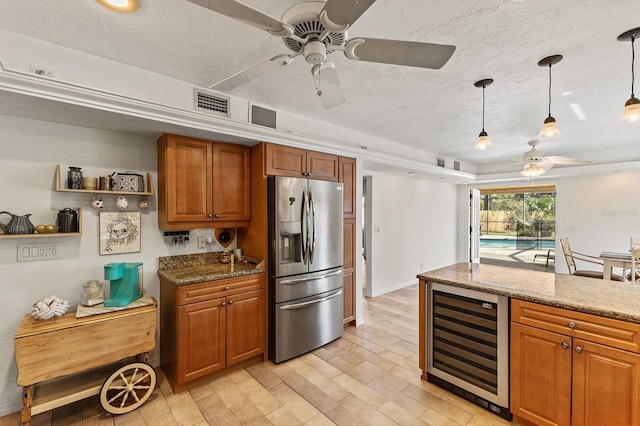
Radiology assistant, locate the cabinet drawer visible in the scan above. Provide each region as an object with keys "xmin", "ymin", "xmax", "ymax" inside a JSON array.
[
  {"xmin": 178, "ymin": 274, "xmax": 263, "ymax": 306},
  {"xmin": 512, "ymin": 299, "xmax": 640, "ymax": 353}
]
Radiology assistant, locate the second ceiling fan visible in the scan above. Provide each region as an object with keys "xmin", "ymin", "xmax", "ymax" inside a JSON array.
[
  {"xmin": 187, "ymin": 0, "xmax": 456, "ymax": 109},
  {"xmin": 513, "ymin": 140, "xmax": 591, "ymax": 177}
]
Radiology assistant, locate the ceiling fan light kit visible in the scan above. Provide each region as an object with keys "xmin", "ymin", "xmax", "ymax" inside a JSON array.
[
  {"xmin": 521, "ymin": 163, "xmax": 547, "ymax": 178},
  {"xmin": 537, "ymin": 55, "xmax": 563, "ymax": 138},
  {"xmin": 618, "ymin": 27, "xmax": 640, "ymax": 122},
  {"xmin": 513, "ymin": 139, "xmax": 591, "ymax": 178},
  {"xmin": 474, "ymin": 79, "xmax": 494, "ymax": 150},
  {"xmin": 191, "ymin": 0, "xmax": 456, "ymax": 109}
]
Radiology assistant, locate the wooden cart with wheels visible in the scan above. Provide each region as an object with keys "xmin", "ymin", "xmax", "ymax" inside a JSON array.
[{"xmin": 14, "ymin": 297, "xmax": 157, "ymax": 426}]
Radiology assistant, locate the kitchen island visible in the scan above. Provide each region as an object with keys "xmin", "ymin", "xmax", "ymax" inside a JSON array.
[
  {"xmin": 418, "ymin": 263, "xmax": 640, "ymax": 426},
  {"xmin": 158, "ymin": 253, "xmax": 266, "ymax": 393}
]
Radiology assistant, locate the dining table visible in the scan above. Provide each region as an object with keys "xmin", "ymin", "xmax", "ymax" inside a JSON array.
[{"xmin": 599, "ymin": 251, "xmax": 633, "ymax": 281}]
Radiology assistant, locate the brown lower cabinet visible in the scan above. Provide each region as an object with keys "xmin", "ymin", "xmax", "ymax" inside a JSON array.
[
  {"xmin": 511, "ymin": 299, "xmax": 640, "ymax": 426},
  {"xmin": 160, "ymin": 273, "xmax": 265, "ymax": 393}
]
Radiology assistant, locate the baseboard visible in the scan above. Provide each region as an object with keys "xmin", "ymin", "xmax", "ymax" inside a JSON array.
[{"xmin": 369, "ymin": 280, "xmax": 418, "ymax": 297}]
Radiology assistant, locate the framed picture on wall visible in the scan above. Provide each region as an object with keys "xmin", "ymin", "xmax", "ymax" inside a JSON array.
[{"xmin": 99, "ymin": 211, "xmax": 141, "ymax": 255}]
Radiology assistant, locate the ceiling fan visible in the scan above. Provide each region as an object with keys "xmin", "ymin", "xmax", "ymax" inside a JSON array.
[
  {"xmin": 186, "ymin": 0, "xmax": 456, "ymax": 109},
  {"xmin": 513, "ymin": 140, "xmax": 591, "ymax": 177}
]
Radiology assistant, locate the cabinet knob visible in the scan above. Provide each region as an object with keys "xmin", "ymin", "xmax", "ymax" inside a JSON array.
[
  {"xmin": 224, "ymin": 286, "xmax": 230, "ymax": 290},
  {"xmin": 575, "ymin": 346, "xmax": 583, "ymax": 353},
  {"xmin": 228, "ymin": 300, "xmax": 233, "ymax": 305},
  {"xmin": 214, "ymin": 214, "xmax": 221, "ymax": 218},
  {"xmin": 568, "ymin": 321, "xmax": 577, "ymax": 329},
  {"xmin": 561, "ymin": 342, "xmax": 570, "ymax": 349},
  {"xmin": 221, "ymin": 302, "xmax": 226, "ymax": 306},
  {"xmin": 208, "ymin": 214, "xmax": 213, "ymax": 218}
]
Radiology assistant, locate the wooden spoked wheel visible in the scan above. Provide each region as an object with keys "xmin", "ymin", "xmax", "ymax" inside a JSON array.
[{"xmin": 99, "ymin": 362, "xmax": 156, "ymax": 415}]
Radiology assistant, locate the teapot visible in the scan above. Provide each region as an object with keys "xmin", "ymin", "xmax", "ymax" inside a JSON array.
[{"xmin": 0, "ymin": 211, "xmax": 36, "ymax": 235}]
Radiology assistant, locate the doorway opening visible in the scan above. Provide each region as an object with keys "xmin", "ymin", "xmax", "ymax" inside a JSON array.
[
  {"xmin": 363, "ymin": 175, "xmax": 372, "ymax": 297},
  {"xmin": 472, "ymin": 184, "xmax": 557, "ymax": 271}
]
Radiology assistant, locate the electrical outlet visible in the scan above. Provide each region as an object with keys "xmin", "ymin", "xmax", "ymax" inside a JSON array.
[
  {"xmin": 18, "ymin": 243, "xmax": 60, "ymax": 261},
  {"xmin": 197, "ymin": 235, "xmax": 207, "ymax": 249}
]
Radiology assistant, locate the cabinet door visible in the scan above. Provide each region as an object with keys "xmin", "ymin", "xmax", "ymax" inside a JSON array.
[
  {"xmin": 160, "ymin": 135, "xmax": 213, "ymax": 223},
  {"xmin": 343, "ymin": 219, "xmax": 356, "ymax": 323},
  {"xmin": 265, "ymin": 143, "xmax": 306, "ymax": 177},
  {"xmin": 226, "ymin": 289, "xmax": 265, "ymax": 366},
  {"xmin": 510, "ymin": 322, "xmax": 572, "ymax": 426},
  {"xmin": 572, "ymin": 339, "xmax": 640, "ymax": 426},
  {"xmin": 307, "ymin": 150, "xmax": 339, "ymax": 181},
  {"xmin": 212, "ymin": 142, "xmax": 251, "ymax": 221},
  {"xmin": 178, "ymin": 298, "xmax": 226, "ymax": 383},
  {"xmin": 339, "ymin": 156, "xmax": 356, "ymax": 218},
  {"xmin": 343, "ymin": 270, "xmax": 354, "ymax": 322}
]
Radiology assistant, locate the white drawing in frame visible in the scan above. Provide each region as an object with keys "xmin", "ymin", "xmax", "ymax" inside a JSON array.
[{"xmin": 99, "ymin": 212, "xmax": 141, "ymax": 255}]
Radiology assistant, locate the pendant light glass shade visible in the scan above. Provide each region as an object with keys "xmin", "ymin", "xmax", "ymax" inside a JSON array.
[
  {"xmin": 474, "ymin": 79, "xmax": 493, "ymax": 150},
  {"xmin": 539, "ymin": 116, "xmax": 561, "ymax": 138},
  {"xmin": 618, "ymin": 28, "xmax": 640, "ymax": 122},
  {"xmin": 537, "ymin": 55, "xmax": 562, "ymax": 138},
  {"xmin": 475, "ymin": 131, "xmax": 492, "ymax": 150},
  {"xmin": 619, "ymin": 97, "xmax": 640, "ymax": 122},
  {"xmin": 96, "ymin": 0, "xmax": 139, "ymax": 12},
  {"xmin": 521, "ymin": 163, "xmax": 546, "ymax": 178}
]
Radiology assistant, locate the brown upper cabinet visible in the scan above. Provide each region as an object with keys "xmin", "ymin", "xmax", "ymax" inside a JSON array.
[
  {"xmin": 339, "ymin": 157, "xmax": 356, "ymax": 219},
  {"xmin": 157, "ymin": 134, "xmax": 250, "ymax": 230},
  {"xmin": 264, "ymin": 143, "xmax": 339, "ymax": 181}
]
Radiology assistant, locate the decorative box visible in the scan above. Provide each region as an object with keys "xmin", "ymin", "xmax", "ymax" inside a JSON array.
[{"xmin": 117, "ymin": 171, "xmax": 145, "ymax": 192}]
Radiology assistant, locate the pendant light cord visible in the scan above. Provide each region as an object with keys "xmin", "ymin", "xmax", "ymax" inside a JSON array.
[
  {"xmin": 547, "ymin": 63, "xmax": 552, "ymax": 118},
  {"xmin": 482, "ymin": 84, "xmax": 486, "ymax": 131},
  {"xmin": 631, "ymin": 35, "xmax": 636, "ymax": 97}
]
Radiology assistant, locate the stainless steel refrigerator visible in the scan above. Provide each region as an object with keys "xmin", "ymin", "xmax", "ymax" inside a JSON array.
[{"xmin": 268, "ymin": 176, "xmax": 344, "ymax": 363}]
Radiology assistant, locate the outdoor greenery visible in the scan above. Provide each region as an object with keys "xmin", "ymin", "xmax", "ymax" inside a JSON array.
[{"xmin": 480, "ymin": 192, "xmax": 556, "ymax": 237}]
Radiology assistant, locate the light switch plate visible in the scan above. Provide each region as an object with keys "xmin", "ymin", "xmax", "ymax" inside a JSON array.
[{"xmin": 18, "ymin": 243, "xmax": 60, "ymax": 261}]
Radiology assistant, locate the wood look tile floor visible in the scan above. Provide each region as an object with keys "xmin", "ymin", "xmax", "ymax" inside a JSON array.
[{"xmin": 1, "ymin": 285, "xmax": 513, "ymax": 426}]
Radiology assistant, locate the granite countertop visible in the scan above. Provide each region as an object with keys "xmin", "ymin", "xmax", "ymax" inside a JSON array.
[
  {"xmin": 418, "ymin": 262, "xmax": 640, "ymax": 324},
  {"xmin": 158, "ymin": 252, "xmax": 265, "ymax": 286}
]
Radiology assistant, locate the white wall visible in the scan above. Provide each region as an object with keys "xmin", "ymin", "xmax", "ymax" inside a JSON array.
[
  {"xmin": 555, "ymin": 171, "xmax": 640, "ymax": 274},
  {"xmin": 365, "ymin": 171, "xmax": 459, "ymax": 297},
  {"xmin": 0, "ymin": 115, "xmax": 231, "ymax": 416}
]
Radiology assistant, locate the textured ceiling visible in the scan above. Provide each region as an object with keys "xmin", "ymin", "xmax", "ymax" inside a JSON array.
[{"xmin": 1, "ymin": 0, "xmax": 639, "ymax": 174}]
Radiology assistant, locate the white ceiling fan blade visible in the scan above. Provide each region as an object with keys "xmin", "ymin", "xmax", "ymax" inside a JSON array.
[
  {"xmin": 539, "ymin": 160, "xmax": 555, "ymax": 171},
  {"xmin": 186, "ymin": 0, "xmax": 291, "ymax": 36},
  {"xmin": 312, "ymin": 62, "xmax": 346, "ymax": 109},
  {"xmin": 543, "ymin": 156, "xmax": 592, "ymax": 165},
  {"xmin": 321, "ymin": 0, "xmax": 376, "ymax": 28},
  {"xmin": 210, "ymin": 54, "xmax": 294, "ymax": 91},
  {"xmin": 344, "ymin": 38, "xmax": 456, "ymax": 69}
]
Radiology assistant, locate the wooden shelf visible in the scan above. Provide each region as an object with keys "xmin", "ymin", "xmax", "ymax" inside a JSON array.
[
  {"xmin": 0, "ymin": 208, "xmax": 83, "ymax": 239},
  {"xmin": 55, "ymin": 165, "xmax": 154, "ymax": 196}
]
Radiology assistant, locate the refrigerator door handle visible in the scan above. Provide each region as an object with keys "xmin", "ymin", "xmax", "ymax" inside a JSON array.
[
  {"xmin": 309, "ymin": 188, "xmax": 317, "ymax": 264},
  {"xmin": 279, "ymin": 269, "xmax": 343, "ymax": 285},
  {"xmin": 301, "ymin": 189, "xmax": 308, "ymax": 265},
  {"xmin": 279, "ymin": 289, "xmax": 343, "ymax": 310}
]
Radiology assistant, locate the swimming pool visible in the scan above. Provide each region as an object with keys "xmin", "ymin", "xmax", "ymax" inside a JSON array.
[{"xmin": 480, "ymin": 238, "xmax": 555, "ymax": 249}]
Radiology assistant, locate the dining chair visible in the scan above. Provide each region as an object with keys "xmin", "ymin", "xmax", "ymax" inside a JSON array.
[
  {"xmin": 559, "ymin": 237, "xmax": 624, "ymax": 281},
  {"xmin": 627, "ymin": 237, "xmax": 640, "ymax": 283}
]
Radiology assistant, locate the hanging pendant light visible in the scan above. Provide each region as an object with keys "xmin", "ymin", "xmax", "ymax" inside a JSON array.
[
  {"xmin": 617, "ymin": 28, "xmax": 640, "ymax": 122},
  {"xmin": 96, "ymin": 0, "xmax": 139, "ymax": 12},
  {"xmin": 474, "ymin": 79, "xmax": 494, "ymax": 150},
  {"xmin": 538, "ymin": 55, "xmax": 563, "ymax": 138}
]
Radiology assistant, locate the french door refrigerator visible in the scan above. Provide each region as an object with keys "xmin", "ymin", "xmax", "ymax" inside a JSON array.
[{"xmin": 268, "ymin": 176, "xmax": 344, "ymax": 363}]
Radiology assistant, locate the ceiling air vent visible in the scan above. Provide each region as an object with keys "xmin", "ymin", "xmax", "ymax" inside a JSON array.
[
  {"xmin": 250, "ymin": 104, "xmax": 277, "ymax": 129},
  {"xmin": 194, "ymin": 88, "xmax": 229, "ymax": 117}
]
